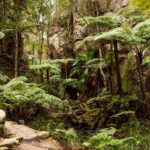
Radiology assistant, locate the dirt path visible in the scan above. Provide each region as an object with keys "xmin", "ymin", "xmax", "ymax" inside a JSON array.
[{"xmin": 1, "ymin": 121, "xmax": 63, "ymax": 150}]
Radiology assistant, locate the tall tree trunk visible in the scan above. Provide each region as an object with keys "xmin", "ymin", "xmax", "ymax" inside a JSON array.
[
  {"xmin": 109, "ymin": 42, "xmax": 114, "ymax": 94},
  {"xmin": 136, "ymin": 53, "xmax": 145, "ymax": 98},
  {"xmin": 0, "ymin": 0, "xmax": 26, "ymax": 77},
  {"xmin": 113, "ymin": 40, "xmax": 122, "ymax": 96},
  {"xmin": 14, "ymin": 28, "xmax": 19, "ymax": 77},
  {"xmin": 32, "ymin": 43, "xmax": 35, "ymax": 65},
  {"xmin": 39, "ymin": 24, "xmax": 44, "ymax": 82}
]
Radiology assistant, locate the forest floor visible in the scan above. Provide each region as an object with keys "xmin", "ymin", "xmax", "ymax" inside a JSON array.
[{"xmin": 1, "ymin": 121, "xmax": 63, "ymax": 150}]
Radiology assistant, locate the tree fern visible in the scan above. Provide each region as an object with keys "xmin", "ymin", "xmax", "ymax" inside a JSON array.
[
  {"xmin": 0, "ymin": 77, "xmax": 65, "ymax": 112},
  {"xmin": 133, "ymin": 18, "xmax": 150, "ymax": 41},
  {"xmin": 30, "ymin": 63, "xmax": 61, "ymax": 75},
  {"xmin": 117, "ymin": 6, "xmax": 142, "ymax": 18},
  {"xmin": 80, "ymin": 13, "xmax": 125, "ymax": 28},
  {"xmin": 84, "ymin": 27, "xmax": 134, "ymax": 43}
]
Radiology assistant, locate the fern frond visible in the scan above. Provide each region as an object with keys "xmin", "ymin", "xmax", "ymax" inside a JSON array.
[
  {"xmin": 80, "ymin": 13, "xmax": 125, "ymax": 28},
  {"xmin": 83, "ymin": 127, "xmax": 136, "ymax": 149},
  {"xmin": 87, "ymin": 89, "xmax": 111, "ymax": 105},
  {"xmin": 85, "ymin": 58, "xmax": 107, "ymax": 69},
  {"xmin": 117, "ymin": 6, "xmax": 142, "ymax": 18},
  {"xmin": 110, "ymin": 111, "xmax": 135, "ymax": 118},
  {"xmin": 0, "ymin": 77, "xmax": 64, "ymax": 111},
  {"xmin": 133, "ymin": 19, "xmax": 150, "ymax": 40},
  {"xmin": 63, "ymin": 78, "xmax": 79, "ymax": 88},
  {"xmin": 85, "ymin": 27, "xmax": 134, "ymax": 43},
  {"xmin": 30, "ymin": 63, "xmax": 61, "ymax": 75}
]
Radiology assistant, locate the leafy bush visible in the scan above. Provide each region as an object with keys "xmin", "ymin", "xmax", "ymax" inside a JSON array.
[
  {"xmin": 121, "ymin": 121, "xmax": 150, "ymax": 150},
  {"xmin": 0, "ymin": 77, "xmax": 65, "ymax": 117},
  {"xmin": 55, "ymin": 128, "xmax": 79, "ymax": 147},
  {"xmin": 83, "ymin": 127, "xmax": 137, "ymax": 150}
]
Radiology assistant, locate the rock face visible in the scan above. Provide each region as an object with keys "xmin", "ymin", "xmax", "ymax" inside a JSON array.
[
  {"xmin": 0, "ymin": 110, "xmax": 6, "ymax": 135},
  {"xmin": 5, "ymin": 121, "xmax": 49, "ymax": 141},
  {"xmin": 13, "ymin": 138, "xmax": 62, "ymax": 150},
  {"xmin": 48, "ymin": 0, "xmax": 129, "ymax": 57},
  {"xmin": 73, "ymin": 0, "xmax": 129, "ymax": 53},
  {"xmin": 109, "ymin": 0, "xmax": 129, "ymax": 12},
  {"xmin": 1, "ymin": 121, "xmax": 62, "ymax": 150},
  {"xmin": 0, "ymin": 110, "xmax": 6, "ymax": 123}
]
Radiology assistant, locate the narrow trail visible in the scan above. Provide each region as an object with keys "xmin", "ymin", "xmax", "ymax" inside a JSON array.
[{"xmin": 0, "ymin": 121, "xmax": 62, "ymax": 150}]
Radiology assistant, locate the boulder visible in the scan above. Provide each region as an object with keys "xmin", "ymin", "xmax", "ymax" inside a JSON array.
[
  {"xmin": 0, "ymin": 137, "xmax": 21, "ymax": 147},
  {"xmin": 5, "ymin": 121, "xmax": 49, "ymax": 141},
  {"xmin": 0, "ymin": 110, "xmax": 6, "ymax": 135}
]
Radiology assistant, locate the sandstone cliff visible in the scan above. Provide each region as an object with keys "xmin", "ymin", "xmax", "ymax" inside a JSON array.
[{"xmin": 48, "ymin": 0, "xmax": 128, "ymax": 58}]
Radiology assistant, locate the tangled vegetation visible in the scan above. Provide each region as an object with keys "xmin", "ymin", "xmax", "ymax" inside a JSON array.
[{"xmin": 0, "ymin": 0, "xmax": 150, "ymax": 149}]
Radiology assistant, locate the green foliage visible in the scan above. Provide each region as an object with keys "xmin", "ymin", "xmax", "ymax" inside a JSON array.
[
  {"xmin": 121, "ymin": 121, "xmax": 150, "ymax": 150},
  {"xmin": 121, "ymin": 53, "xmax": 135, "ymax": 93},
  {"xmin": 110, "ymin": 111, "xmax": 135, "ymax": 118},
  {"xmin": 30, "ymin": 59, "xmax": 73, "ymax": 71},
  {"xmin": 143, "ymin": 55, "xmax": 150, "ymax": 66},
  {"xmin": 133, "ymin": 18, "xmax": 150, "ymax": 41},
  {"xmin": 29, "ymin": 117, "xmax": 79, "ymax": 147},
  {"xmin": 131, "ymin": 0, "xmax": 150, "ymax": 14},
  {"xmin": 80, "ymin": 13, "xmax": 125, "ymax": 28},
  {"xmin": 85, "ymin": 27, "xmax": 134, "ymax": 43},
  {"xmin": 63, "ymin": 78, "xmax": 79, "ymax": 89},
  {"xmin": 54, "ymin": 0, "xmax": 72, "ymax": 17},
  {"xmin": 47, "ymin": 58, "xmax": 74, "ymax": 64},
  {"xmin": 0, "ymin": 72, "xmax": 10, "ymax": 84},
  {"xmin": 0, "ymin": 77, "xmax": 64, "ymax": 112},
  {"xmin": 118, "ymin": 6, "xmax": 142, "ymax": 18},
  {"xmin": 107, "ymin": 93, "xmax": 139, "ymax": 111},
  {"xmin": 80, "ymin": 6, "xmax": 146, "ymax": 30},
  {"xmin": 87, "ymin": 89, "xmax": 111, "ymax": 105},
  {"xmin": 83, "ymin": 127, "xmax": 136, "ymax": 150},
  {"xmin": 55, "ymin": 128, "xmax": 79, "ymax": 146},
  {"xmin": 30, "ymin": 63, "xmax": 61, "ymax": 75}
]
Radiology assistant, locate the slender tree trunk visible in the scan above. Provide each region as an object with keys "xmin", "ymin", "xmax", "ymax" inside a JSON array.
[
  {"xmin": 136, "ymin": 53, "xmax": 145, "ymax": 98},
  {"xmin": 40, "ymin": 25, "xmax": 44, "ymax": 82},
  {"xmin": 14, "ymin": 28, "xmax": 19, "ymax": 77},
  {"xmin": 109, "ymin": 42, "xmax": 114, "ymax": 94},
  {"xmin": 32, "ymin": 43, "xmax": 35, "ymax": 65},
  {"xmin": 2, "ymin": 0, "xmax": 6, "ymax": 16},
  {"xmin": 113, "ymin": 40, "xmax": 122, "ymax": 96},
  {"xmin": 108, "ymin": 66, "xmax": 113, "ymax": 93},
  {"xmin": 46, "ymin": 21, "xmax": 53, "ymax": 59}
]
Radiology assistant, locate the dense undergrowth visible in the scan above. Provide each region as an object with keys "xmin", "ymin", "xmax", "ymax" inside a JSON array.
[
  {"xmin": 0, "ymin": 1, "xmax": 150, "ymax": 149},
  {"xmin": 29, "ymin": 117, "xmax": 150, "ymax": 150}
]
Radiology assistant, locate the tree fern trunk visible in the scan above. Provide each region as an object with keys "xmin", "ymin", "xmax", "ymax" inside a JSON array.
[
  {"xmin": 136, "ymin": 53, "xmax": 145, "ymax": 99},
  {"xmin": 113, "ymin": 40, "xmax": 122, "ymax": 96}
]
